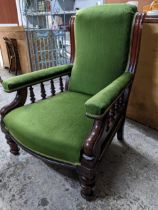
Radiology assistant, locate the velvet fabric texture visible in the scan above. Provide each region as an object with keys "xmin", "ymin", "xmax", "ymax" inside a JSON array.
[
  {"xmin": 3, "ymin": 64, "xmax": 73, "ymax": 92},
  {"xmin": 2, "ymin": 5, "xmax": 136, "ymax": 165},
  {"xmin": 4, "ymin": 92, "xmax": 92, "ymax": 165},
  {"xmin": 69, "ymin": 4, "xmax": 137, "ymax": 95},
  {"xmin": 85, "ymin": 72, "xmax": 133, "ymax": 117}
]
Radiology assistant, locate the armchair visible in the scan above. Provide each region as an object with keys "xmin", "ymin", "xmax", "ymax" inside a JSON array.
[{"xmin": 0, "ymin": 4, "xmax": 144, "ymax": 200}]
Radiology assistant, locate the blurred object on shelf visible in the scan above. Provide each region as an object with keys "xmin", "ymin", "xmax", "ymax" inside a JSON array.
[
  {"xmin": 3, "ymin": 37, "xmax": 21, "ymax": 75},
  {"xmin": 143, "ymin": 0, "xmax": 158, "ymax": 12}
]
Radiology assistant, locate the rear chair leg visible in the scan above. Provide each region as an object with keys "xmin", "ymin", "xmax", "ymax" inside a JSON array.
[
  {"xmin": 117, "ymin": 119, "xmax": 125, "ymax": 141},
  {"xmin": 5, "ymin": 134, "xmax": 20, "ymax": 155}
]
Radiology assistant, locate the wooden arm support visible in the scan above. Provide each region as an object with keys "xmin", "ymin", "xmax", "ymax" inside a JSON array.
[
  {"xmin": 81, "ymin": 13, "xmax": 145, "ymax": 159},
  {"xmin": 83, "ymin": 87, "xmax": 128, "ymax": 157},
  {"xmin": 1, "ymin": 72, "xmax": 71, "ymax": 120},
  {"xmin": 0, "ymin": 88, "xmax": 27, "ymax": 119},
  {"xmin": 83, "ymin": 120, "xmax": 104, "ymax": 157}
]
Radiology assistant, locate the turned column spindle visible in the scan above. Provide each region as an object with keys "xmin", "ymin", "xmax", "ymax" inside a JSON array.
[
  {"xmin": 50, "ymin": 79, "xmax": 56, "ymax": 96},
  {"xmin": 59, "ymin": 76, "xmax": 64, "ymax": 92},
  {"xmin": 122, "ymin": 92, "xmax": 126, "ymax": 107},
  {"xmin": 115, "ymin": 101, "xmax": 118, "ymax": 112},
  {"xmin": 40, "ymin": 82, "xmax": 46, "ymax": 99},
  {"xmin": 29, "ymin": 86, "xmax": 36, "ymax": 103},
  {"xmin": 106, "ymin": 112, "xmax": 111, "ymax": 131},
  {"xmin": 118, "ymin": 95, "xmax": 123, "ymax": 109},
  {"xmin": 109, "ymin": 108, "xmax": 114, "ymax": 124},
  {"xmin": 114, "ymin": 101, "xmax": 119, "ymax": 117}
]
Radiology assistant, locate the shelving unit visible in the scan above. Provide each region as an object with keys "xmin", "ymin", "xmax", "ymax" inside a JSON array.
[{"xmin": 19, "ymin": 0, "xmax": 74, "ymax": 71}]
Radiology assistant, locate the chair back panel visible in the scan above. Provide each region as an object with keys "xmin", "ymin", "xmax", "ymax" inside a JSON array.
[{"xmin": 69, "ymin": 4, "xmax": 137, "ymax": 95}]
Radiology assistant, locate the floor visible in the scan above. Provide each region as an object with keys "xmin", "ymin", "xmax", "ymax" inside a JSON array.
[{"xmin": 0, "ymin": 68, "xmax": 158, "ymax": 210}]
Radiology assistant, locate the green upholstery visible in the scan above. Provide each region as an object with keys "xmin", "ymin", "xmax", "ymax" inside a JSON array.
[
  {"xmin": 4, "ymin": 91, "xmax": 92, "ymax": 165},
  {"xmin": 69, "ymin": 4, "xmax": 137, "ymax": 95},
  {"xmin": 2, "ymin": 5, "xmax": 136, "ymax": 167},
  {"xmin": 3, "ymin": 64, "xmax": 73, "ymax": 92},
  {"xmin": 85, "ymin": 72, "xmax": 133, "ymax": 117}
]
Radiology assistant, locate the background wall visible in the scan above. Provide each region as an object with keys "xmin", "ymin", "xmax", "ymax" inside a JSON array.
[{"xmin": 0, "ymin": 0, "xmax": 18, "ymax": 24}]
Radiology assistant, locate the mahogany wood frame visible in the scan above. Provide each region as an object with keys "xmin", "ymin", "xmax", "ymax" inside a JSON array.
[{"xmin": 0, "ymin": 12, "xmax": 147, "ymax": 200}]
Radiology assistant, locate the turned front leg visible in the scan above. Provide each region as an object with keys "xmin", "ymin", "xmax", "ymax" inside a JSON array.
[
  {"xmin": 5, "ymin": 134, "xmax": 20, "ymax": 155},
  {"xmin": 80, "ymin": 174, "xmax": 95, "ymax": 200}
]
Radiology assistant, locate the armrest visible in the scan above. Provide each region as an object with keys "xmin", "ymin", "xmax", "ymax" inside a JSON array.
[
  {"xmin": 85, "ymin": 72, "xmax": 133, "ymax": 118},
  {"xmin": 2, "ymin": 64, "xmax": 73, "ymax": 92}
]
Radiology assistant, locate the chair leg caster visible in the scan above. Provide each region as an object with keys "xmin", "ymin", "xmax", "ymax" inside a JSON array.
[
  {"xmin": 6, "ymin": 135, "xmax": 20, "ymax": 155},
  {"xmin": 80, "ymin": 175, "xmax": 95, "ymax": 201}
]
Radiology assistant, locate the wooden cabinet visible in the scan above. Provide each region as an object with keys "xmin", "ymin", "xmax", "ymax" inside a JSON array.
[
  {"xmin": 127, "ymin": 18, "xmax": 158, "ymax": 130},
  {"xmin": 0, "ymin": 26, "xmax": 31, "ymax": 74},
  {"xmin": 105, "ymin": 0, "xmax": 153, "ymax": 12}
]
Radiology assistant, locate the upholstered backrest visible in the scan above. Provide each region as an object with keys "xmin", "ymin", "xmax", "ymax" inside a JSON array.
[{"xmin": 69, "ymin": 4, "xmax": 137, "ymax": 95}]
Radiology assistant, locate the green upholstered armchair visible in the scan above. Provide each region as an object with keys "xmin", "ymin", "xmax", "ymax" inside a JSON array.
[{"xmin": 0, "ymin": 4, "xmax": 144, "ymax": 200}]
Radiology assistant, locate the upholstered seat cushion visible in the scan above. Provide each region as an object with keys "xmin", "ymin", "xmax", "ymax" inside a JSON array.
[{"xmin": 4, "ymin": 91, "xmax": 92, "ymax": 165}]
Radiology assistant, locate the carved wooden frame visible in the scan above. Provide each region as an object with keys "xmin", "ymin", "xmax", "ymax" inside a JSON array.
[
  {"xmin": 0, "ymin": 12, "xmax": 146, "ymax": 200},
  {"xmin": 70, "ymin": 12, "xmax": 145, "ymax": 198}
]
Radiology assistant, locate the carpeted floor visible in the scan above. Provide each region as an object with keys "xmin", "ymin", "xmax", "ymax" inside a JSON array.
[{"xmin": 0, "ymin": 68, "xmax": 158, "ymax": 210}]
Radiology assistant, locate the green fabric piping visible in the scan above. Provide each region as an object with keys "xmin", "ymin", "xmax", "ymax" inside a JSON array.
[{"xmin": 9, "ymin": 129, "xmax": 81, "ymax": 166}]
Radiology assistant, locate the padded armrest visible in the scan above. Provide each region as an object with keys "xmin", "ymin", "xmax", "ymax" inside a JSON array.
[
  {"xmin": 2, "ymin": 64, "xmax": 73, "ymax": 92},
  {"xmin": 85, "ymin": 72, "xmax": 133, "ymax": 118}
]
